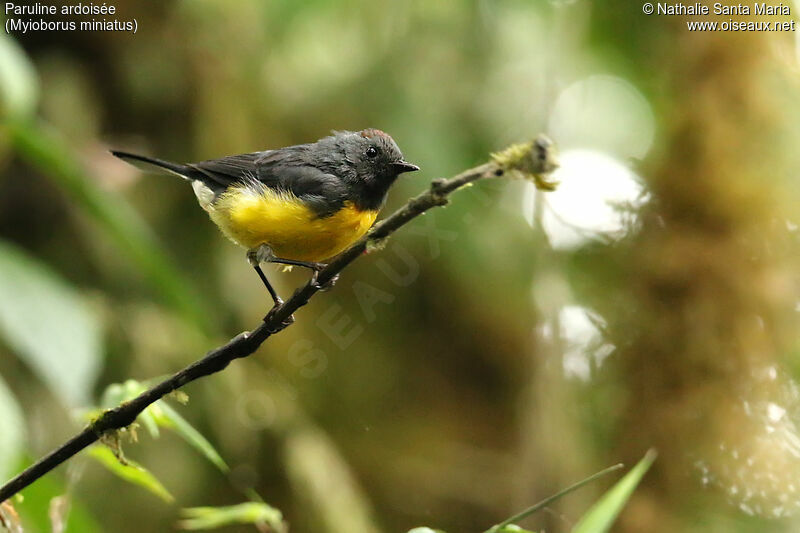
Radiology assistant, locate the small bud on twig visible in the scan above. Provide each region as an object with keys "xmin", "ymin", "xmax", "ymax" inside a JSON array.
[{"xmin": 491, "ymin": 134, "xmax": 560, "ymax": 191}]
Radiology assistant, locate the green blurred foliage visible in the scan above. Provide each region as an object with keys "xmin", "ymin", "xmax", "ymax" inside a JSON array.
[
  {"xmin": 0, "ymin": 0, "xmax": 799, "ymax": 532},
  {"xmin": 572, "ymin": 451, "xmax": 655, "ymax": 533},
  {"xmin": 178, "ymin": 502, "xmax": 284, "ymax": 531},
  {"xmin": 0, "ymin": 374, "xmax": 24, "ymax": 481},
  {"xmin": 86, "ymin": 445, "xmax": 174, "ymax": 504},
  {"xmin": 0, "ymin": 240, "xmax": 101, "ymax": 407},
  {"xmin": 12, "ymin": 461, "xmax": 100, "ymax": 533}
]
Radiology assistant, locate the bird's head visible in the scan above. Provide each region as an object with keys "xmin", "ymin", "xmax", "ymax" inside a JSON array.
[{"xmin": 338, "ymin": 129, "xmax": 419, "ymax": 186}]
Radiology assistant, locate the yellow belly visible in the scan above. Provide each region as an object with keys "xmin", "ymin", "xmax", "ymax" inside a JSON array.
[{"xmin": 208, "ymin": 185, "xmax": 377, "ymax": 262}]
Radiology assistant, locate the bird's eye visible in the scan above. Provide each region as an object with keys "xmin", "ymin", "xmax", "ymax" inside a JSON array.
[{"xmin": 366, "ymin": 146, "xmax": 378, "ymax": 158}]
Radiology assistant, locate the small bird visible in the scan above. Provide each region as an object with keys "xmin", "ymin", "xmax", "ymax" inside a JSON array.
[{"xmin": 112, "ymin": 129, "xmax": 419, "ymax": 308}]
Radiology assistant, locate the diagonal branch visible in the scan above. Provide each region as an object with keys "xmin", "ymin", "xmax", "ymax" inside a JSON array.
[{"xmin": 0, "ymin": 136, "xmax": 557, "ymax": 504}]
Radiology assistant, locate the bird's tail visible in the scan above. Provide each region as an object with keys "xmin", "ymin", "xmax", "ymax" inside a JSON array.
[{"xmin": 111, "ymin": 150, "xmax": 194, "ymax": 180}]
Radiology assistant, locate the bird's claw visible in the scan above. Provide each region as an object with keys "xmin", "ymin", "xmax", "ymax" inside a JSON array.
[
  {"xmin": 264, "ymin": 299, "xmax": 294, "ymax": 331},
  {"xmin": 310, "ymin": 270, "xmax": 339, "ymax": 291}
]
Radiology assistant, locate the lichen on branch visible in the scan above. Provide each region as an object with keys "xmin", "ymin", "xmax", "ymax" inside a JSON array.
[{"xmin": 491, "ymin": 134, "xmax": 560, "ymax": 191}]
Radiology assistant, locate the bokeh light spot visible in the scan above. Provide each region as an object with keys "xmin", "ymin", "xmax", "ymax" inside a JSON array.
[
  {"xmin": 523, "ymin": 149, "xmax": 647, "ymax": 249},
  {"xmin": 549, "ymin": 74, "xmax": 656, "ymax": 160}
]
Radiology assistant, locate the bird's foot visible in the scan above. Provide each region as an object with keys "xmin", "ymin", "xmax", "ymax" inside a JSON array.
[
  {"xmin": 264, "ymin": 298, "xmax": 295, "ymax": 331},
  {"xmin": 310, "ymin": 267, "xmax": 339, "ymax": 291}
]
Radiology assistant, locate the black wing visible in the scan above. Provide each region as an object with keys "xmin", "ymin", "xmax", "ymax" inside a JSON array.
[
  {"xmin": 191, "ymin": 149, "xmax": 348, "ymax": 218},
  {"xmin": 188, "ymin": 152, "xmax": 262, "ymax": 189}
]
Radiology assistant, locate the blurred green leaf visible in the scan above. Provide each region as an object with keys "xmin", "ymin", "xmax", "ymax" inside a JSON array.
[
  {"xmin": 407, "ymin": 528, "xmax": 448, "ymax": 533},
  {"xmin": 283, "ymin": 426, "xmax": 381, "ymax": 533},
  {"xmin": 154, "ymin": 402, "xmax": 229, "ymax": 473},
  {"xmin": 7, "ymin": 120, "xmax": 214, "ymax": 333},
  {"xmin": 0, "ymin": 374, "xmax": 24, "ymax": 480},
  {"xmin": 0, "ymin": 239, "xmax": 102, "ymax": 406},
  {"xmin": 486, "ymin": 464, "xmax": 624, "ymax": 533},
  {"xmin": 16, "ymin": 455, "xmax": 101, "ymax": 533},
  {"xmin": 86, "ymin": 445, "xmax": 174, "ymax": 503},
  {"xmin": 99, "ymin": 379, "xmax": 149, "ymax": 409},
  {"xmin": 0, "ymin": 34, "xmax": 38, "ymax": 118},
  {"xmin": 178, "ymin": 502, "xmax": 284, "ymax": 531},
  {"xmin": 99, "ymin": 382, "xmax": 128, "ymax": 410},
  {"xmin": 138, "ymin": 408, "xmax": 161, "ymax": 439},
  {"xmin": 102, "ymin": 380, "xmax": 164, "ymax": 437},
  {"xmin": 98, "ymin": 379, "xmax": 225, "ymax": 469},
  {"xmin": 572, "ymin": 450, "xmax": 656, "ymax": 533}
]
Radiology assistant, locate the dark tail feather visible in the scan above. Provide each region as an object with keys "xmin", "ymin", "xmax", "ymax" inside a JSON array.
[{"xmin": 111, "ymin": 150, "xmax": 195, "ymax": 180}]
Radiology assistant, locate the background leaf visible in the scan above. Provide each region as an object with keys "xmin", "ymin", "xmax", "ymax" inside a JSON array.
[
  {"xmin": 572, "ymin": 450, "xmax": 656, "ymax": 533},
  {"xmin": 98, "ymin": 380, "xmax": 224, "ymax": 468},
  {"xmin": 86, "ymin": 445, "xmax": 174, "ymax": 503},
  {"xmin": 0, "ymin": 374, "xmax": 24, "ymax": 480},
  {"xmin": 178, "ymin": 502, "xmax": 284, "ymax": 531},
  {"xmin": 0, "ymin": 240, "xmax": 102, "ymax": 407},
  {"xmin": 0, "ymin": 34, "xmax": 38, "ymax": 118},
  {"xmin": 16, "ymin": 456, "xmax": 101, "ymax": 533},
  {"xmin": 8, "ymin": 121, "xmax": 215, "ymax": 333},
  {"xmin": 154, "ymin": 402, "xmax": 228, "ymax": 473}
]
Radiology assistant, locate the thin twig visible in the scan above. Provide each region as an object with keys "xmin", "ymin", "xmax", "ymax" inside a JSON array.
[
  {"xmin": 0, "ymin": 147, "xmax": 547, "ymax": 503},
  {"xmin": 484, "ymin": 463, "xmax": 624, "ymax": 533}
]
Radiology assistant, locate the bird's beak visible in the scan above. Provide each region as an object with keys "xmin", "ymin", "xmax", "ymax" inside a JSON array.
[{"xmin": 392, "ymin": 160, "xmax": 420, "ymax": 174}]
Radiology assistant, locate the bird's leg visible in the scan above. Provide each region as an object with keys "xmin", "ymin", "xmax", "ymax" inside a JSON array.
[
  {"xmin": 247, "ymin": 246, "xmax": 281, "ymax": 304},
  {"xmin": 269, "ymin": 257, "xmax": 339, "ymax": 291},
  {"xmin": 248, "ymin": 246, "xmax": 294, "ymax": 326}
]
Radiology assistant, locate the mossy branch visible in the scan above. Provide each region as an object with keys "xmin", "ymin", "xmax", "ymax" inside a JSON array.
[{"xmin": 0, "ymin": 135, "xmax": 558, "ymax": 504}]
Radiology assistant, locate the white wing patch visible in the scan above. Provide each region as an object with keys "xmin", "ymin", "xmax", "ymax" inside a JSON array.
[{"xmin": 191, "ymin": 180, "xmax": 217, "ymax": 212}]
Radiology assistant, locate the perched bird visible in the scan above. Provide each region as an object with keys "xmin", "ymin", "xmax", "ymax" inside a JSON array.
[{"xmin": 112, "ymin": 129, "xmax": 419, "ymax": 308}]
